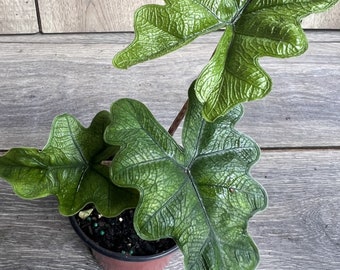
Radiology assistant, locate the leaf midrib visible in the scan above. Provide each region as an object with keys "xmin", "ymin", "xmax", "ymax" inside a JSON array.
[
  {"xmin": 65, "ymin": 116, "xmax": 88, "ymax": 166},
  {"xmin": 186, "ymin": 120, "xmax": 226, "ymax": 267}
]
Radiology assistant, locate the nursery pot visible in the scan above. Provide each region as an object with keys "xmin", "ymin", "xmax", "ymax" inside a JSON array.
[{"xmin": 69, "ymin": 215, "xmax": 178, "ymax": 270}]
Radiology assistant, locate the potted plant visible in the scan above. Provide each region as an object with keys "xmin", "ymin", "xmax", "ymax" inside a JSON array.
[{"xmin": 0, "ymin": 0, "xmax": 338, "ymax": 269}]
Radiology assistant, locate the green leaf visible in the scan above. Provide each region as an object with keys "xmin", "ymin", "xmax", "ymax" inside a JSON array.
[
  {"xmin": 104, "ymin": 85, "xmax": 267, "ymax": 270},
  {"xmin": 113, "ymin": 0, "xmax": 247, "ymax": 68},
  {"xmin": 0, "ymin": 111, "xmax": 138, "ymax": 216},
  {"xmin": 113, "ymin": 0, "xmax": 338, "ymax": 120},
  {"xmin": 196, "ymin": 0, "xmax": 340, "ymax": 121}
]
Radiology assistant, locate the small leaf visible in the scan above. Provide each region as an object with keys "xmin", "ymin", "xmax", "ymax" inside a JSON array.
[
  {"xmin": 0, "ymin": 111, "xmax": 138, "ymax": 216},
  {"xmin": 104, "ymin": 85, "xmax": 267, "ymax": 270}
]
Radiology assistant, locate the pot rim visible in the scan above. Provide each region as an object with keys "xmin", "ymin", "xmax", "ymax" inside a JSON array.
[{"xmin": 69, "ymin": 215, "xmax": 178, "ymax": 262}]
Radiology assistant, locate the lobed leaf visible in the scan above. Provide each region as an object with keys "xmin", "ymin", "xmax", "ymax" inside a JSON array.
[
  {"xmin": 0, "ymin": 111, "xmax": 138, "ymax": 216},
  {"xmin": 104, "ymin": 85, "xmax": 267, "ymax": 270},
  {"xmin": 113, "ymin": 0, "xmax": 248, "ymax": 69},
  {"xmin": 196, "ymin": 0, "xmax": 340, "ymax": 121},
  {"xmin": 113, "ymin": 0, "xmax": 339, "ymax": 121}
]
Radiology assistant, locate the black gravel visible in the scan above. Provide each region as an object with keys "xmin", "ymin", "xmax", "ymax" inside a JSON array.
[{"xmin": 75, "ymin": 207, "xmax": 176, "ymax": 256}]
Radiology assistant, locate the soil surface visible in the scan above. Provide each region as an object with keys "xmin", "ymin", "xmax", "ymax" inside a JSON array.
[{"xmin": 75, "ymin": 207, "xmax": 176, "ymax": 256}]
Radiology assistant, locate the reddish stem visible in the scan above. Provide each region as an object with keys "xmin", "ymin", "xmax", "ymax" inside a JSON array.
[{"xmin": 168, "ymin": 99, "xmax": 189, "ymax": 136}]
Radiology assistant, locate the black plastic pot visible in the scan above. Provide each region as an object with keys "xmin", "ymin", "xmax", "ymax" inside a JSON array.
[{"xmin": 69, "ymin": 216, "xmax": 178, "ymax": 270}]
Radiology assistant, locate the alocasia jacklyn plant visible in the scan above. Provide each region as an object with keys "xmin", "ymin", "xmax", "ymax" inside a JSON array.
[{"xmin": 0, "ymin": 0, "xmax": 338, "ymax": 269}]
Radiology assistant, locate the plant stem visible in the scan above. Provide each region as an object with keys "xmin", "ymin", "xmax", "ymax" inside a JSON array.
[{"xmin": 168, "ymin": 99, "xmax": 188, "ymax": 136}]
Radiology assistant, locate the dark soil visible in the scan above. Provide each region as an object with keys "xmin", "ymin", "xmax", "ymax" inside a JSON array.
[{"xmin": 75, "ymin": 207, "xmax": 176, "ymax": 257}]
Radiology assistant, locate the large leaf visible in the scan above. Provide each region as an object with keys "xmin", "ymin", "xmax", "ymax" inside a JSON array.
[
  {"xmin": 112, "ymin": 0, "xmax": 339, "ymax": 121},
  {"xmin": 196, "ymin": 0, "xmax": 340, "ymax": 121},
  {"xmin": 0, "ymin": 111, "xmax": 138, "ymax": 216},
  {"xmin": 104, "ymin": 85, "xmax": 267, "ymax": 270}
]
